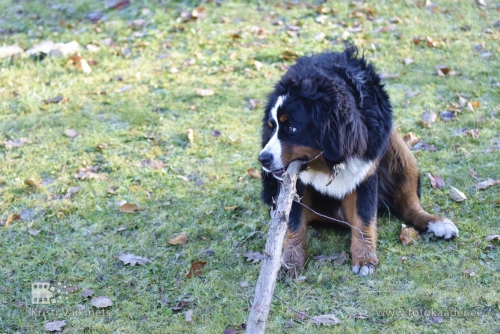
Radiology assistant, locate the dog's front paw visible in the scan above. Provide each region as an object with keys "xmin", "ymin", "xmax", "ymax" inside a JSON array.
[
  {"xmin": 351, "ymin": 252, "xmax": 379, "ymax": 276},
  {"xmin": 352, "ymin": 263, "xmax": 376, "ymax": 276},
  {"xmin": 427, "ymin": 218, "xmax": 459, "ymax": 240},
  {"xmin": 281, "ymin": 247, "xmax": 305, "ymax": 279}
]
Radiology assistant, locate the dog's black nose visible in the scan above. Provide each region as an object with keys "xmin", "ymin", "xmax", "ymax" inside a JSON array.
[{"xmin": 258, "ymin": 152, "xmax": 273, "ymax": 169}]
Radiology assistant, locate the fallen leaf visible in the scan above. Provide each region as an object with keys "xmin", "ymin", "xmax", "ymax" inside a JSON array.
[
  {"xmin": 5, "ymin": 214, "xmax": 21, "ymax": 227},
  {"xmin": 247, "ymin": 99, "xmax": 261, "ymax": 110},
  {"xmin": 463, "ymin": 269, "xmax": 476, "ymax": 277},
  {"xmin": 192, "ymin": 6, "xmax": 206, "ymax": 19},
  {"xmin": 24, "ymin": 179, "xmax": 39, "ymax": 187},
  {"xmin": 224, "ymin": 205, "xmax": 238, "ymax": 211},
  {"xmin": 469, "ymin": 169, "xmax": 479, "ymax": 179},
  {"xmin": 27, "ymin": 228, "xmax": 40, "ymax": 235},
  {"xmin": 334, "ymin": 251, "xmax": 348, "ymax": 266},
  {"xmin": 97, "ymin": 143, "xmax": 108, "ymax": 150},
  {"xmin": 426, "ymin": 173, "xmax": 445, "ymax": 189},
  {"xmin": 212, "ymin": 130, "xmax": 221, "ymax": 137},
  {"xmin": 90, "ymin": 296, "xmax": 112, "ymax": 308},
  {"xmin": 3, "ymin": 138, "xmax": 28, "ymax": 148},
  {"xmin": 195, "ymin": 88, "xmax": 214, "ymax": 96},
  {"xmin": 117, "ymin": 253, "xmax": 151, "ymax": 266},
  {"xmin": 310, "ymin": 314, "xmax": 340, "ymax": 326},
  {"xmin": 470, "ymin": 101, "xmax": 480, "ymax": 109},
  {"xmin": 254, "ymin": 60, "xmax": 263, "ymax": 71},
  {"xmin": 186, "ymin": 261, "xmax": 207, "ymax": 278},
  {"xmin": 64, "ymin": 129, "xmax": 78, "ymax": 138},
  {"xmin": 431, "ymin": 316, "xmax": 444, "ymax": 324},
  {"xmin": 412, "ymin": 142, "xmax": 438, "ymax": 152},
  {"xmin": 436, "ymin": 65, "xmax": 450, "ymax": 77},
  {"xmin": 116, "ymin": 85, "xmax": 133, "ymax": 93},
  {"xmin": 449, "ymin": 186, "xmax": 467, "ymax": 202},
  {"xmin": 403, "ymin": 57, "xmax": 414, "ymax": 65},
  {"xmin": 75, "ymin": 166, "xmax": 107, "ymax": 180},
  {"xmin": 106, "ymin": 0, "xmax": 130, "ymax": 10},
  {"xmin": 44, "ymin": 95, "xmax": 64, "ymax": 104},
  {"xmin": 141, "ymin": 159, "xmax": 165, "ymax": 170},
  {"xmin": 119, "ymin": 203, "xmax": 143, "ymax": 213},
  {"xmin": 400, "ymin": 224, "xmax": 419, "ymax": 246},
  {"xmin": 280, "ymin": 50, "xmax": 298, "ymax": 61},
  {"xmin": 240, "ymin": 281, "xmax": 249, "ymax": 287},
  {"xmin": 486, "ymin": 234, "xmax": 500, "ymax": 242},
  {"xmin": 474, "ymin": 178, "xmax": 500, "ymax": 190},
  {"xmin": 314, "ymin": 254, "xmax": 339, "ymax": 264},
  {"xmin": 168, "ymin": 234, "xmax": 188, "ymax": 245},
  {"xmin": 354, "ymin": 313, "xmax": 371, "ymax": 319},
  {"xmin": 69, "ymin": 54, "xmax": 92, "ymax": 73},
  {"xmin": 185, "ymin": 309, "xmax": 193, "ymax": 322},
  {"xmin": 81, "ymin": 289, "xmax": 94, "ymax": 299},
  {"xmin": 440, "ymin": 111, "xmax": 456, "ymax": 122},
  {"xmin": 247, "ymin": 169, "xmax": 262, "ymax": 179},
  {"xmin": 187, "ymin": 128, "xmax": 194, "ymax": 145},
  {"xmin": 172, "ymin": 300, "xmax": 190, "ymax": 312},
  {"xmin": 467, "ymin": 129, "xmax": 479, "ymax": 139},
  {"xmin": 243, "ymin": 251, "xmax": 265, "ymax": 263},
  {"xmin": 420, "ymin": 110, "xmax": 437, "ymax": 127},
  {"xmin": 403, "ymin": 132, "xmax": 419, "ymax": 148},
  {"xmin": 62, "ymin": 186, "xmax": 81, "ymax": 199},
  {"xmin": 44, "ymin": 320, "xmax": 66, "ymax": 332},
  {"xmin": 116, "ymin": 225, "xmax": 126, "ymax": 232}
]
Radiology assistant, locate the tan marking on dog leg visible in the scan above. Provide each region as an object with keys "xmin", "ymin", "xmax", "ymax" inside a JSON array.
[{"xmin": 342, "ymin": 191, "xmax": 379, "ymax": 276}]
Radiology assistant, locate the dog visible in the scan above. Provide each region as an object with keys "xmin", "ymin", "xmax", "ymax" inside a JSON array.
[{"xmin": 258, "ymin": 46, "xmax": 459, "ymax": 276}]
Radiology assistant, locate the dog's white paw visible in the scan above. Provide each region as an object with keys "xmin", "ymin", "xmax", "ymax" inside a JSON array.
[
  {"xmin": 352, "ymin": 263, "xmax": 376, "ymax": 276},
  {"xmin": 427, "ymin": 219, "xmax": 459, "ymax": 239}
]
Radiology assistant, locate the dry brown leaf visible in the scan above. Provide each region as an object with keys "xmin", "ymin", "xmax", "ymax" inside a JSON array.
[
  {"xmin": 469, "ymin": 169, "xmax": 479, "ymax": 179},
  {"xmin": 141, "ymin": 159, "xmax": 165, "ymax": 170},
  {"xmin": 475, "ymin": 178, "xmax": 500, "ymax": 190},
  {"xmin": 64, "ymin": 129, "xmax": 78, "ymax": 138},
  {"xmin": 420, "ymin": 110, "xmax": 437, "ymax": 127},
  {"xmin": 334, "ymin": 251, "xmax": 348, "ymax": 266},
  {"xmin": 486, "ymin": 234, "xmax": 500, "ymax": 242},
  {"xmin": 24, "ymin": 179, "xmax": 39, "ymax": 188},
  {"xmin": 191, "ymin": 6, "xmax": 206, "ymax": 19},
  {"xmin": 172, "ymin": 300, "xmax": 190, "ymax": 311},
  {"xmin": 63, "ymin": 186, "xmax": 81, "ymax": 199},
  {"xmin": 310, "ymin": 314, "xmax": 340, "ymax": 326},
  {"xmin": 168, "ymin": 233, "xmax": 188, "ymax": 245},
  {"xmin": 90, "ymin": 296, "xmax": 112, "ymax": 308},
  {"xmin": 3, "ymin": 138, "xmax": 28, "ymax": 148},
  {"xmin": 186, "ymin": 261, "xmax": 207, "ymax": 278},
  {"xmin": 44, "ymin": 320, "xmax": 66, "ymax": 332},
  {"xmin": 224, "ymin": 205, "xmax": 238, "ymax": 211},
  {"xmin": 75, "ymin": 166, "xmax": 107, "ymax": 180},
  {"xmin": 403, "ymin": 132, "xmax": 419, "ymax": 148},
  {"xmin": 400, "ymin": 224, "xmax": 419, "ymax": 246},
  {"xmin": 449, "ymin": 186, "xmax": 467, "ymax": 202},
  {"xmin": 117, "ymin": 253, "xmax": 151, "ymax": 266},
  {"xmin": 5, "ymin": 213, "xmax": 21, "ymax": 227},
  {"xmin": 247, "ymin": 99, "xmax": 261, "ymax": 110},
  {"xmin": 81, "ymin": 289, "xmax": 94, "ymax": 299},
  {"xmin": 44, "ymin": 95, "xmax": 64, "ymax": 104},
  {"xmin": 280, "ymin": 50, "xmax": 298, "ymax": 61},
  {"xmin": 463, "ymin": 269, "xmax": 476, "ymax": 277},
  {"xmin": 247, "ymin": 168, "xmax": 262, "ymax": 179},
  {"xmin": 426, "ymin": 173, "xmax": 445, "ymax": 189},
  {"xmin": 468, "ymin": 129, "xmax": 479, "ymax": 139},
  {"xmin": 436, "ymin": 65, "xmax": 449, "ymax": 76},
  {"xmin": 195, "ymin": 88, "xmax": 214, "ymax": 96},
  {"xmin": 119, "ymin": 203, "xmax": 143, "ymax": 213},
  {"xmin": 70, "ymin": 54, "xmax": 92, "ymax": 73},
  {"xmin": 243, "ymin": 250, "xmax": 265, "ymax": 263},
  {"xmin": 97, "ymin": 143, "xmax": 108, "ymax": 150},
  {"xmin": 470, "ymin": 101, "xmax": 480, "ymax": 109}
]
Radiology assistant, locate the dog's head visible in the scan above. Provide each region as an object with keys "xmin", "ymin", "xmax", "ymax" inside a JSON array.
[{"xmin": 258, "ymin": 59, "xmax": 369, "ymax": 179}]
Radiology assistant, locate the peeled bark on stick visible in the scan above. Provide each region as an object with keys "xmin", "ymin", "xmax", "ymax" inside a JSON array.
[{"xmin": 246, "ymin": 161, "xmax": 302, "ymax": 334}]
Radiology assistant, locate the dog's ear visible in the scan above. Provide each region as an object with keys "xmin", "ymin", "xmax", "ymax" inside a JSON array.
[{"xmin": 311, "ymin": 75, "xmax": 368, "ymax": 162}]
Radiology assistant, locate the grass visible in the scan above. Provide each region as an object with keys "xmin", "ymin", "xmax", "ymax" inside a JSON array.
[{"xmin": 0, "ymin": 0, "xmax": 499, "ymax": 333}]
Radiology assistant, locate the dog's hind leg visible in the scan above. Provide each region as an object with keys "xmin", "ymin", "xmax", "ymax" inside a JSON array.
[{"xmin": 383, "ymin": 131, "xmax": 459, "ymax": 239}]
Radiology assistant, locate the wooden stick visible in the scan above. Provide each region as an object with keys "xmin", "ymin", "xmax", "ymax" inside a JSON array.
[{"xmin": 246, "ymin": 161, "xmax": 302, "ymax": 334}]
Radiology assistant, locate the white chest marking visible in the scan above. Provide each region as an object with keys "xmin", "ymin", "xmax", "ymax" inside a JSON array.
[
  {"xmin": 299, "ymin": 157, "xmax": 373, "ymax": 199},
  {"xmin": 260, "ymin": 95, "xmax": 287, "ymax": 170}
]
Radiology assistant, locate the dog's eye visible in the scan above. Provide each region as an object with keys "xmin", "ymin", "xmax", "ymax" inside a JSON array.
[{"xmin": 287, "ymin": 126, "xmax": 297, "ymax": 133}]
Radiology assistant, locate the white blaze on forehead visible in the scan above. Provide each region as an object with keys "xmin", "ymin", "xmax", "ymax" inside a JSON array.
[{"xmin": 259, "ymin": 95, "xmax": 287, "ymax": 170}]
